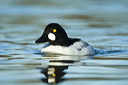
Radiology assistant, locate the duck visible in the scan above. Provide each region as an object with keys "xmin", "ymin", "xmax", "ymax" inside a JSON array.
[{"xmin": 35, "ymin": 23, "xmax": 95, "ymax": 55}]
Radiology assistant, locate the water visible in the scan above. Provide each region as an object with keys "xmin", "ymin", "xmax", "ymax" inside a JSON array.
[{"xmin": 0, "ymin": 0, "xmax": 128, "ymax": 85}]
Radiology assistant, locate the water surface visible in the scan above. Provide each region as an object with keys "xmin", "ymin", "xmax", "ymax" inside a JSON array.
[{"xmin": 0, "ymin": 0, "xmax": 128, "ymax": 85}]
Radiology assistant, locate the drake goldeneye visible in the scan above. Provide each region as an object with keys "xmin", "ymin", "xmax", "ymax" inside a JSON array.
[{"xmin": 35, "ymin": 23, "xmax": 95, "ymax": 55}]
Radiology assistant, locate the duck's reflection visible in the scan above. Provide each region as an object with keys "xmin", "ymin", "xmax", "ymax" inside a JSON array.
[
  {"xmin": 41, "ymin": 64, "xmax": 68, "ymax": 84},
  {"xmin": 37, "ymin": 54, "xmax": 94, "ymax": 84}
]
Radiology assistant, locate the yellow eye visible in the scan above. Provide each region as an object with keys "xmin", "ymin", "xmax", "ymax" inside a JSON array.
[{"xmin": 53, "ymin": 29, "xmax": 57, "ymax": 32}]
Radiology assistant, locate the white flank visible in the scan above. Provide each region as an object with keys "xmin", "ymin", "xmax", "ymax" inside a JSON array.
[{"xmin": 41, "ymin": 41, "xmax": 95, "ymax": 55}]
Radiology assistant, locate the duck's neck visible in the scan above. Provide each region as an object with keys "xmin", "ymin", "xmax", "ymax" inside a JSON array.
[{"xmin": 49, "ymin": 37, "xmax": 69, "ymax": 46}]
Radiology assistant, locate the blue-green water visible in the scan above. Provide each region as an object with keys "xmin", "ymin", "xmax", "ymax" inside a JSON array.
[{"xmin": 0, "ymin": 0, "xmax": 128, "ymax": 85}]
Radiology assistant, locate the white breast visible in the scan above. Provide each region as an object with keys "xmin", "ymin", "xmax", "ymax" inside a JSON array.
[{"xmin": 41, "ymin": 41, "xmax": 95, "ymax": 55}]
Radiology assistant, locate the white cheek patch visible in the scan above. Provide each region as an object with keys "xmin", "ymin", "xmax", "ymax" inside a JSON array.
[{"xmin": 48, "ymin": 33, "xmax": 56, "ymax": 41}]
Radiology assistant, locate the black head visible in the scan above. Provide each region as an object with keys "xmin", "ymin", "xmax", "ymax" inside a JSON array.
[{"xmin": 35, "ymin": 23, "xmax": 69, "ymax": 46}]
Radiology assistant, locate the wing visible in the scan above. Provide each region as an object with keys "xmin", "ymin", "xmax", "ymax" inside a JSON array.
[{"xmin": 73, "ymin": 40, "xmax": 89, "ymax": 50}]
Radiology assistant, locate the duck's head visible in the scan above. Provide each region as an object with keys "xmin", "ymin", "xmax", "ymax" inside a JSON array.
[{"xmin": 35, "ymin": 23, "xmax": 69, "ymax": 46}]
